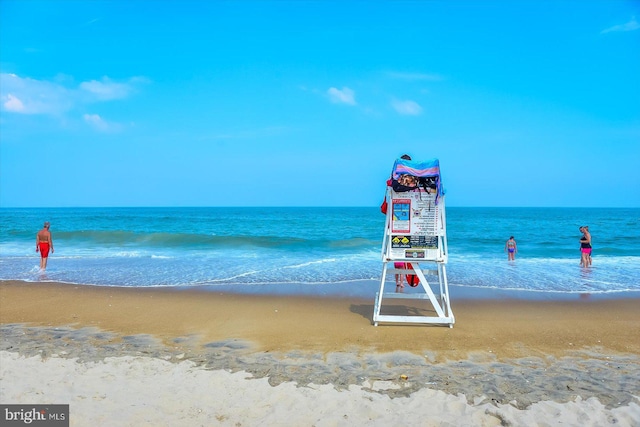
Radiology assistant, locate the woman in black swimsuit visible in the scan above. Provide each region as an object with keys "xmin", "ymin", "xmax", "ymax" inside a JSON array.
[{"xmin": 579, "ymin": 226, "xmax": 592, "ymax": 267}]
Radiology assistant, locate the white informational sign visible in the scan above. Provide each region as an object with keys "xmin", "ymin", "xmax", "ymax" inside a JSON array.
[{"xmin": 387, "ymin": 190, "xmax": 443, "ymax": 262}]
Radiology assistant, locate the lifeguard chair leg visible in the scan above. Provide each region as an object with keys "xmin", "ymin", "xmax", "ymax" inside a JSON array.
[{"xmin": 373, "ymin": 262, "xmax": 388, "ymax": 326}]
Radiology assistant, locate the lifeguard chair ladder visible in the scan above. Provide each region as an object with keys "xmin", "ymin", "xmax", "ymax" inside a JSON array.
[{"xmin": 373, "ymin": 158, "xmax": 455, "ymax": 328}]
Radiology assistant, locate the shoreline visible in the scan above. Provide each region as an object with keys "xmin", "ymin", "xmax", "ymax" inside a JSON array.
[
  {"xmin": 2, "ymin": 280, "xmax": 640, "ymax": 424},
  {"xmin": 4, "ymin": 277, "xmax": 640, "ymax": 301}
]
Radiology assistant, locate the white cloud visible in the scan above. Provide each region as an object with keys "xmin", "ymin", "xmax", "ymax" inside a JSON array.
[
  {"xmin": 80, "ymin": 77, "xmax": 134, "ymax": 101},
  {"xmin": 3, "ymin": 94, "xmax": 25, "ymax": 112},
  {"xmin": 0, "ymin": 73, "xmax": 74, "ymax": 114},
  {"xmin": 0, "ymin": 73, "xmax": 147, "ymax": 133},
  {"xmin": 601, "ymin": 17, "xmax": 640, "ymax": 34},
  {"xmin": 83, "ymin": 113, "xmax": 120, "ymax": 132},
  {"xmin": 391, "ymin": 99, "xmax": 423, "ymax": 116},
  {"xmin": 83, "ymin": 114, "xmax": 108, "ymax": 131},
  {"xmin": 327, "ymin": 87, "xmax": 356, "ymax": 105}
]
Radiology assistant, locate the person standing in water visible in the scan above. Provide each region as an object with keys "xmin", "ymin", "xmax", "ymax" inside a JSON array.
[
  {"xmin": 584, "ymin": 226, "xmax": 592, "ymax": 266},
  {"xmin": 580, "ymin": 226, "xmax": 592, "ymax": 267},
  {"xmin": 36, "ymin": 221, "xmax": 54, "ymax": 270},
  {"xmin": 505, "ymin": 236, "xmax": 517, "ymax": 261}
]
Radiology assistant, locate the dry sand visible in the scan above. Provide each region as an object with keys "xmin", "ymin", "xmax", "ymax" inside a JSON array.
[{"xmin": 1, "ymin": 280, "xmax": 639, "ymax": 426}]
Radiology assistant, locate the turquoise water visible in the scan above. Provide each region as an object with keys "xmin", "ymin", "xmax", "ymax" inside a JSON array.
[{"xmin": 1, "ymin": 207, "xmax": 638, "ymax": 297}]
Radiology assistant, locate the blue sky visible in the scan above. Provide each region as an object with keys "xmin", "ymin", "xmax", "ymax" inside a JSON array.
[{"xmin": 1, "ymin": 1, "xmax": 638, "ymax": 207}]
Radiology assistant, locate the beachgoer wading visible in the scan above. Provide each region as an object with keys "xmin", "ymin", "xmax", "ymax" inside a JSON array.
[
  {"xmin": 36, "ymin": 221, "xmax": 54, "ymax": 270},
  {"xmin": 580, "ymin": 226, "xmax": 592, "ymax": 267},
  {"xmin": 505, "ymin": 236, "xmax": 517, "ymax": 261}
]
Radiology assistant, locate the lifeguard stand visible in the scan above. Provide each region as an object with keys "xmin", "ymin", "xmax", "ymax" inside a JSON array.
[{"xmin": 373, "ymin": 158, "xmax": 455, "ymax": 327}]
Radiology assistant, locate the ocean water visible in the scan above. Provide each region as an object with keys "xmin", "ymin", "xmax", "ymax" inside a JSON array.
[{"xmin": 1, "ymin": 207, "xmax": 638, "ymax": 298}]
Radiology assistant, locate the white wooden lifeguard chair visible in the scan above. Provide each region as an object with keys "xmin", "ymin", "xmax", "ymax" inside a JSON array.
[{"xmin": 373, "ymin": 157, "xmax": 455, "ymax": 327}]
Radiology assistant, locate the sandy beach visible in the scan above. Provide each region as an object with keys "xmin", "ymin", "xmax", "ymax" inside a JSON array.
[{"xmin": 1, "ymin": 280, "xmax": 639, "ymax": 426}]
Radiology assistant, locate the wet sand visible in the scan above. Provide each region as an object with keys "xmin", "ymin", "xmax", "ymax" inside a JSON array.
[{"xmin": 1, "ymin": 280, "xmax": 639, "ymax": 358}]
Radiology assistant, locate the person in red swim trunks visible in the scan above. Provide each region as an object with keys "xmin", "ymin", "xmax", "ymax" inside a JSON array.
[{"xmin": 36, "ymin": 221, "xmax": 54, "ymax": 270}]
